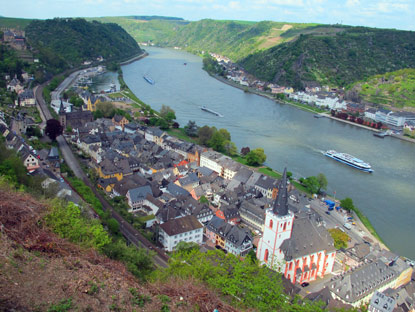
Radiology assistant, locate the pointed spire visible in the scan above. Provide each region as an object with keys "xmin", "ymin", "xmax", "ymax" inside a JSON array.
[
  {"xmin": 272, "ymin": 167, "xmax": 289, "ymax": 216},
  {"xmin": 58, "ymin": 99, "xmax": 65, "ymax": 115}
]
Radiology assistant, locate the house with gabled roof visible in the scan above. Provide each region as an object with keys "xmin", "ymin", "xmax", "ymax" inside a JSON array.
[
  {"xmin": 126, "ymin": 185, "xmax": 153, "ymax": 211},
  {"xmin": 158, "ymin": 215, "xmax": 203, "ymax": 251},
  {"xmin": 112, "ymin": 114, "xmax": 129, "ymax": 131},
  {"xmin": 206, "ymin": 216, "xmax": 253, "ymax": 256}
]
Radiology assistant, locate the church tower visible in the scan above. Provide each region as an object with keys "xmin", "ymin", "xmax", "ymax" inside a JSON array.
[
  {"xmin": 58, "ymin": 99, "xmax": 66, "ymax": 128},
  {"xmin": 257, "ymin": 168, "xmax": 295, "ymax": 270}
]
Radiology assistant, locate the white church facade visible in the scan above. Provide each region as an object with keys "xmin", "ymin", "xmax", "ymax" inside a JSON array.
[{"xmin": 257, "ymin": 169, "xmax": 337, "ymax": 285}]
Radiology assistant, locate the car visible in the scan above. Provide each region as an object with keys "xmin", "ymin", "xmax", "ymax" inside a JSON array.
[
  {"xmin": 301, "ymin": 282, "xmax": 309, "ymax": 287},
  {"xmin": 325, "ymin": 211, "xmax": 330, "ymax": 215}
]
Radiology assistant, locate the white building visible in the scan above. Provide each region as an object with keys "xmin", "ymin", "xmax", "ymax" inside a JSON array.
[
  {"xmin": 159, "ymin": 215, "xmax": 204, "ymax": 251},
  {"xmin": 257, "ymin": 169, "xmax": 336, "ymax": 285},
  {"xmin": 200, "ymin": 150, "xmax": 224, "ymax": 175}
]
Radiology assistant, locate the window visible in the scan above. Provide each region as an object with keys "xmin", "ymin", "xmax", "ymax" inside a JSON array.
[
  {"xmin": 269, "ymin": 219, "xmax": 273, "ymax": 229},
  {"xmin": 264, "ymin": 249, "xmax": 269, "ymax": 263},
  {"xmin": 283, "ymin": 222, "xmax": 287, "ymax": 231}
]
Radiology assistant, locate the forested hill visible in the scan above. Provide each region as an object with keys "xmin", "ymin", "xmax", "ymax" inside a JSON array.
[
  {"xmin": 156, "ymin": 19, "xmax": 318, "ymax": 61},
  {"xmin": 91, "ymin": 16, "xmax": 319, "ymax": 61},
  {"xmin": 238, "ymin": 26, "xmax": 415, "ymax": 89},
  {"xmin": 26, "ymin": 18, "xmax": 142, "ymax": 72}
]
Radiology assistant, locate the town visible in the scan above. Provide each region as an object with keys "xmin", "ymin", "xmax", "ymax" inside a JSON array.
[
  {"xmin": 210, "ymin": 52, "xmax": 415, "ymax": 139},
  {"xmin": 1, "ymin": 50, "xmax": 415, "ymax": 310}
]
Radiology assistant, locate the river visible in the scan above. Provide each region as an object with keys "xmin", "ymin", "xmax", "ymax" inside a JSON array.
[{"xmin": 120, "ymin": 47, "xmax": 415, "ymax": 259}]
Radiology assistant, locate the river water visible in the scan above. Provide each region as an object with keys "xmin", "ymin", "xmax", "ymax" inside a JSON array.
[{"xmin": 121, "ymin": 47, "xmax": 415, "ymax": 259}]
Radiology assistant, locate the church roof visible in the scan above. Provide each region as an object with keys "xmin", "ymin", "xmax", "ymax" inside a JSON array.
[
  {"xmin": 280, "ymin": 215, "xmax": 336, "ymax": 261},
  {"xmin": 272, "ymin": 167, "xmax": 288, "ymax": 216}
]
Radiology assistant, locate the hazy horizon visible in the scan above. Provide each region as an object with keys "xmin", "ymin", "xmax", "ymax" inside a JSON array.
[{"xmin": 1, "ymin": 0, "xmax": 414, "ymax": 31}]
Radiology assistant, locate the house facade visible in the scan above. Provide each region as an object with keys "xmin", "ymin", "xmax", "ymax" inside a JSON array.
[{"xmin": 158, "ymin": 215, "xmax": 203, "ymax": 251}]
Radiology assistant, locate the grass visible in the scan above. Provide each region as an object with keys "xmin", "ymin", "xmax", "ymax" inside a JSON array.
[
  {"xmin": 258, "ymin": 167, "xmax": 282, "ymax": 179},
  {"xmin": 351, "ymin": 207, "xmax": 384, "ymax": 244},
  {"xmin": 165, "ymin": 128, "xmax": 198, "ymax": 144}
]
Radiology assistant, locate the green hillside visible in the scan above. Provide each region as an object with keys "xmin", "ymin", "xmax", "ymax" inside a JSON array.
[
  {"xmin": 162, "ymin": 19, "xmax": 323, "ymax": 61},
  {"xmin": 91, "ymin": 16, "xmax": 318, "ymax": 61},
  {"xmin": 0, "ymin": 17, "xmax": 33, "ymax": 29},
  {"xmin": 26, "ymin": 18, "xmax": 142, "ymax": 73},
  {"xmin": 239, "ymin": 26, "xmax": 415, "ymax": 89},
  {"xmin": 88, "ymin": 16, "xmax": 187, "ymax": 44},
  {"xmin": 350, "ymin": 68, "xmax": 415, "ymax": 108}
]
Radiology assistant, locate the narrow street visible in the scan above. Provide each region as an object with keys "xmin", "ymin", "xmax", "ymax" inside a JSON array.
[{"xmin": 35, "ymin": 77, "xmax": 169, "ymax": 268}]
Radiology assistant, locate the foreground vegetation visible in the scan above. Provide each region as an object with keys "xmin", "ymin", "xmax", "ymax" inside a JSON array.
[{"xmin": 156, "ymin": 243, "xmax": 334, "ymax": 312}]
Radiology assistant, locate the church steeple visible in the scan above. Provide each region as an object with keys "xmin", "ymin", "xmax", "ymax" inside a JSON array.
[
  {"xmin": 58, "ymin": 99, "xmax": 65, "ymax": 115},
  {"xmin": 272, "ymin": 167, "xmax": 289, "ymax": 216}
]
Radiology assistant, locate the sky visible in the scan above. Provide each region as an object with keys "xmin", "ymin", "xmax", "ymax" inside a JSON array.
[{"xmin": 2, "ymin": 0, "xmax": 414, "ymax": 30}]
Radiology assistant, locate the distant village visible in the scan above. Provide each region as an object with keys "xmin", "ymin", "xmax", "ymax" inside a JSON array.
[
  {"xmin": 210, "ymin": 53, "xmax": 415, "ymax": 135},
  {"xmin": 1, "ymin": 32, "xmax": 415, "ymax": 311}
]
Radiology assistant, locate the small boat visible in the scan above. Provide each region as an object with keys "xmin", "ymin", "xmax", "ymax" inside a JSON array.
[
  {"xmin": 373, "ymin": 130, "xmax": 391, "ymax": 138},
  {"xmin": 200, "ymin": 106, "xmax": 223, "ymax": 117},
  {"xmin": 143, "ymin": 75, "xmax": 155, "ymax": 85},
  {"xmin": 314, "ymin": 114, "xmax": 323, "ymax": 118},
  {"xmin": 325, "ymin": 150, "xmax": 373, "ymax": 172},
  {"xmin": 184, "ymin": 62, "xmax": 187, "ymax": 66}
]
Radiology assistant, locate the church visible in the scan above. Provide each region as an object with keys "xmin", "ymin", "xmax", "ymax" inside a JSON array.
[
  {"xmin": 257, "ymin": 168, "xmax": 337, "ymax": 285},
  {"xmin": 59, "ymin": 100, "xmax": 93, "ymax": 130}
]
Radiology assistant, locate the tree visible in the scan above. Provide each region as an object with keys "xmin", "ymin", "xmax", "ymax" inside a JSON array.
[
  {"xmin": 156, "ymin": 118, "xmax": 169, "ymax": 130},
  {"xmin": 218, "ymin": 128, "xmax": 231, "ymax": 141},
  {"xmin": 328, "ymin": 228, "xmax": 350, "ymax": 249},
  {"xmin": 302, "ymin": 176, "xmax": 320, "ymax": 194},
  {"xmin": 45, "ymin": 119, "xmax": 63, "ymax": 141},
  {"xmin": 26, "ymin": 126, "xmax": 42, "ymax": 138},
  {"xmin": 224, "ymin": 140, "xmax": 237, "ymax": 156},
  {"xmin": 160, "ymin": 105, "xmax": 176, "ymax": 121},
  {"xmin": 106, "ymin": 217, "xmax": 120, "ymax": 234},
  {"xmin": 316, "ymin": 173, "xmax": 328, "ymax": 193},
  {"xmin": 340, "ymin": 197, "xmax": 355, "ymax": 212},
  {"xmin": 96, "ymin": 101, "xmax": 115, "ymax": 117},
  {"xmin": 208, "ymin": 131, "xmax": 226, "ymax": 152},
  {"xmin": 240, "ymin": 146, "xmax": 250, "ymax": 156},
  {"xmin": 198, "ymin": 125, "xmax": 215, "ymax": 146},
  {"xmin": 245, "ymin": 148, "xmax": 267, "ymax": 166},
  {"xmin": 199, "ymin": 195, "xmax": 209, "ymax": 204},
  {"xmin": 184, "ymin": 120, "xmax": 199, "ymax": 137}
]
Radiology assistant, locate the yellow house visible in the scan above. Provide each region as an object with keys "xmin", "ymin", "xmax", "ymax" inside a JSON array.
[
  {"xmin": 86, "ymin": 95, "xmax": 100, "ymax": 112},
  {"xmin": 284, "ymin": 87, "xmax": 294, "ymax": 94},
  {"xmin": 97, "ymin": 177, "xmax": 117, "ymax": 192},
  {"xmin": 97, "ymin": 159, "xmax": 123, "ymax": 181}
]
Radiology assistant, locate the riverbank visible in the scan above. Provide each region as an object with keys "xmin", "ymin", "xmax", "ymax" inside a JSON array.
[
  {"xmin": 119, "ymin": 51, "xmax": 148, "ymax": 66},
  {"xmin": 210, "ymin": 73, "xmax": 415, "ymax": 145}
]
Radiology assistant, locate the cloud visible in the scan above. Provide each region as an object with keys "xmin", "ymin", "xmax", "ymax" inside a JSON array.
[{"xmin": 345, "ymin": 0, "xmax": 360, "ymax": 7}]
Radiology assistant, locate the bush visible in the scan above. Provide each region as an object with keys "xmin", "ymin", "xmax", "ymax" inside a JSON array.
[{"xmin": 45, "ymin": 200, "xmax": 111, "ymax": 250}]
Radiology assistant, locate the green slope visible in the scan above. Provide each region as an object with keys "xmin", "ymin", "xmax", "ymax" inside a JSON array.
[
  {"xmin": 239, "ymin": 26, "xmax": 415, "ymax": 89},
  {"xmin": 0, "ymin": 17, "xmax": 33, "ymax": 29},
  {"xmin": 87, "ymin": 16, "xmax": 187, "ymax": 44},
  {"xmin": 90, "ymin": 16, "xmax": 318, "ymax": 61},
  {"xmin": 26, "ymin": 18, "xmax": 142, "ymax": 73},
  {"xmin": 350, "ymin": 68, "xmax": 415, "ymax": 108}
]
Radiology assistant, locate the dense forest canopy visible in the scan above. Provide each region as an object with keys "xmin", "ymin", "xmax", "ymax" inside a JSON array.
[
  {"xmin": 239, "ymin": 26, "xmax": 415, "ymax": 89},
  {"xmin": 26, "ymin": 18, "xmax": 142, "ymax": 72}
]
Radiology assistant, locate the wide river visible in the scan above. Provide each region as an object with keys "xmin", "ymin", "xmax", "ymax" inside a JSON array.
[{"xmin": 121, "ymin": 47, "xmax": 415, "ymax": 259}]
